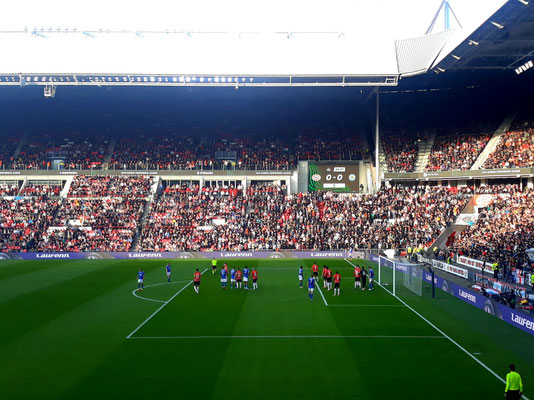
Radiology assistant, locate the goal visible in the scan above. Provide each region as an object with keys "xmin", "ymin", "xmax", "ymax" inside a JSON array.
[{"xmin": 376, "ymin": 255, "xmax": 427, "ymax": 297}]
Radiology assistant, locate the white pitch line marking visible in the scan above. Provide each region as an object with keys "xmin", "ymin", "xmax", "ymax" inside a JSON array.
[
  {"xmin": 131, "ymin": 280, "xmax": 191, "ymax": 303},
  {"xmin": 344, "ymin": 260, "xmax": 527, "ymax": 399},
  {"xmin": 315, "ymin": 281, "xmax": 329, "ymax": 306},
  {"xmin": 127, "ymin": 335, "xmax": 447, "ymax": 340},
  {"xmin": 126, "ymin": 268, "xmax": 209, "ymax": 339},
  {"xmin": 328, "ymin": 304, "xmax": 406, "ymax": 307}
]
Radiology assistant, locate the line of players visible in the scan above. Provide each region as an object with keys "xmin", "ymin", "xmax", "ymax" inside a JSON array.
[
  {"xmin": 212, "ymin": 259, "xmax": 258, "ymax": 291},
  {"xmin": 136, "ymin": 259, "xmax": 259, "ymax": 295},
  {"xmin": 299, "ymin": 262, "xmax": 374, "ymax": 300},
  {"xmin": 137, "ymin": 260, "xmax": 373, "ymax": 299}
]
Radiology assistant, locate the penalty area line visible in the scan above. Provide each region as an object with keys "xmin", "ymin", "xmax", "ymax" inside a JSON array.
[
  {"xmin": 343, "ymin": 260, "xmax": 525, "ymax": 399},
  {"xmin": 327, "ymin": 304, "xmax": 406, "ymax": 307},
  {"xmin": 127, "ymin": 335, "xmax": 447, "ymax": 340},
  {"xmin": 126, "ymin": 268, "xmax": 209, "ymax": 339}
]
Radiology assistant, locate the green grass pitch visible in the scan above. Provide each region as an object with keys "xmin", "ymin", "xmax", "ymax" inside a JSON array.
[{"xmin": 0, "ymin": 258, "xmax": 533, "ymax": 400}]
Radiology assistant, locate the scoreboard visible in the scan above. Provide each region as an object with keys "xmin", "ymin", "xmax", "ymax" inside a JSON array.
[{"xmin": 308, "ymin": 162, "xmax": 360, "ymax": 192}]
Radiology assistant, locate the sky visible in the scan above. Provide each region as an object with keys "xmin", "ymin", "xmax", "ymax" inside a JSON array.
[
  {"xmin": 0, "ymin": 0, "xmax": 508, "ymax": 76},
  {"xmin": 3, "ymin": 0, "xmax": 506, "ymax": 39}
]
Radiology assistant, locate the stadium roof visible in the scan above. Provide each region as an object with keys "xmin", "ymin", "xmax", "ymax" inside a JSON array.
[
  {"xmin": 0, "ymin": 0, "xmax": 524, "ymax": 88},
  {"xmin": 432, "ymin": 0, "xmax": 534, "ymax": 72}
]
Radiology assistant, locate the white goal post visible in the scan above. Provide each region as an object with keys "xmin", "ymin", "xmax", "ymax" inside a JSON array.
[{"xmin": 376, "ymin": 255, "xmax": 428, "ymax": 297}]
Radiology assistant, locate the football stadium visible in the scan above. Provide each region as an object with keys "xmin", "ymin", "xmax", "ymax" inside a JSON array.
[{"xmin": 1, "ymin": 0, "xmax": 534, "ymax": 399}]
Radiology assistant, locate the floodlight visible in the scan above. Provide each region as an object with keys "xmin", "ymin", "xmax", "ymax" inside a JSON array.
[
  {"xmin": 43, "ymin": 85, "xmax": 56, "ymax": 98},
  {"xmin": 451, "ymin": 54, "xmax": 461, "ymax": 60},
  {"xmin": 490, "ymin": 21, "xmax": 504, "ymax": 29}
]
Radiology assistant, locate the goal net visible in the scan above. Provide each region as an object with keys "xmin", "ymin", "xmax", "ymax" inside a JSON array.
[{"xmin": 377, "ymin": 255, "xmax": 426, "ymax": 297}]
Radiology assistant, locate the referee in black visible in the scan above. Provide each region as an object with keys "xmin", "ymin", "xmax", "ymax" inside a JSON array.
[{"xmin": 505, "ymin": 364, "xmax": 523, "ymax": 399}]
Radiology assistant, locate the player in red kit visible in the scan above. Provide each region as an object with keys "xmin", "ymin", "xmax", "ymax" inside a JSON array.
[
  {"xmin": 251, "ymin": 268, "xmax": 258, "ymax": 290},
  {"xmin": 325, "ymin": 267, "xmax": 333, "ymax": 291},
  {"xmin": 235, "ymin": 268, "xmax": 243, "ymax": 289},
  {"xmin": 333, "ymin": 271, "xmax": 341, "ymax": 296},
  {"xmin": 322, "ymin": 265, "xmax": 328, "ymax": 288},
  {"xmin": 354, "ymin": 265, "xmax": 361, "ymax": 289},
  {"xmin": 312, "ymin": 262, "xmax": 319, "ymax": 280},
  {"xmin": 193, "ymin": 268, "xmax": 201, "ymax": 295}
]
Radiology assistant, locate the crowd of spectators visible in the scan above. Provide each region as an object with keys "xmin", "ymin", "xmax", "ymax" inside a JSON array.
[
  {"xmin": 0, "ymin": 182, "xmax": 20, "ymax": 196},
  {"xmin": 0, "ymin": 132, "xmax": 367, "ymax": 171},
  {"xmin": 108, "ymin": 136, "xmax": 297, "ymax": 171},
  {"xmin": 68, "ymin": 176, "xmax": 153, "ymax": 198},
  {"xmin": 381, "ymin": 134, "xmax": 420, "ymax": 172},
  {"xmin": 68, "ymin": 176, "xmax": 113, "ymax": 197},
  {"xmin": 139, "ymin": 185, "xmax": 467, "ymax": 252},
  {"xmin": 2, "ymin": 175, "xmax": 533, "ymax": 267},
  {"xmin": 452, "ymin": 188, "xmax": 534, "ymax": 274},
  {"xmin": 20, "ymin": 184, "xmax": 62, "ymax": 197},
  {"xmin": 11, "ymin": 133, "xmax": 108, "ymax": 170},
  {"xmin": 0, "ymin": 136, "xmax": 19, "ymax": 170},
  {"xmin": 483, "ymin": 129, "xmax": 534, "ymax": 169},
  {"xmin": 35, "ymin": 198, "xmax": 146, "ymax": 252},
  {"xmin": 0, "ymin": 198, "xmax": 59, "ymax": 251},
  {"xmin": 295, "ymin": 136, "xmax": 363, "ymax": 162},
  {"xmin": 425, "ymin": 133, "xmax": 491, "ymax": 171}
]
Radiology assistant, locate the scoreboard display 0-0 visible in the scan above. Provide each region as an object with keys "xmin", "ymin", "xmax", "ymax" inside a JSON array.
[{"xmin": 308, "ymin": 162, "xmax": 359, "ymax": 192}]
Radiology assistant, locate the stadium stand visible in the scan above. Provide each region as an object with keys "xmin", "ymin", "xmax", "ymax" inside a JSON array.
[
  {"xmin": 139, "ymin": 185, "xmax": 467, "ymax": 251},
  {"xmin": 11, "ymin": 133, "xmax": 108, "ymax": 170},
  {"xmin": 20, "ymin": 184, "xmax": 62, "ymax": 197},
  {"xmin": 483, "ymin": 128, "xmax": 534, "ymax": 169},
  {"xmin": 425, "ymin": 132, "xmax": 491, "ymax": 171},
  {"xmin": 68, "ymin": 175, "xmax": 153, "ymax": 198},
  {"xmin": 0, "ymin": 136, "xmax": 19, "ymax": 170},
  {"xmin": 452, "ymin": 188, "xmax": 534, "ymax": 274},
  {"xmin": 0, "ymin": 182, "xmax": 20, "ymax": 196},
  {"xmin": 296, "ymin": 134, "xmax": 363, "ymax": 162},
  {"xmin": 0, "ymin": 132, "xmax": 366, "ymax": 171},
  {"xmin": 0, "ymin": 198, "xmax": 59, "ymax": 251},
  {"xmin": 37, "ymin": 198, "xmax": 146, "ymax": 252},
  {"xmin": 381, "ymin": 132, "xmax": 420, "ymax": 172},
  {"xmin": 0, "ymin": 178, "xmax": 468, "ymax": 253}
]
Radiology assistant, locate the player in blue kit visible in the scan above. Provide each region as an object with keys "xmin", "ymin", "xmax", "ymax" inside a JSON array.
[
  {"xmin": 137, "ymin": 268, "xmax": 144, "ymax": 291},
  {"xmin": 308, "ymin": 274, "xmax": 315, "ymax": 300},
  {"xmin": 243, "ymin": 266, "xmax": 250, "ymax": 290},
  {"xmin": 369, "ymin": 266, "xmax": 375, "ymax": 290},
  {"xmin": 230, "ymin": 267, "xmax": 236, "ymax": 289},
  {"xmin": 298, "ymin": 266, "xmax": 304, "ymax": 288},
  {"xmin": 220, "ymin": 267, "xmax": 228, "ymax": 289},
  {"xmin": 165, "ymin": 263, "xmax": 171, "ymax": 282}
]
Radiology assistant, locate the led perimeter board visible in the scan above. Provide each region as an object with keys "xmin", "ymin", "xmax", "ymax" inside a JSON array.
[{"xmin": 308, "ymin": 162, "xmax": 359, "ymax": 192}]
